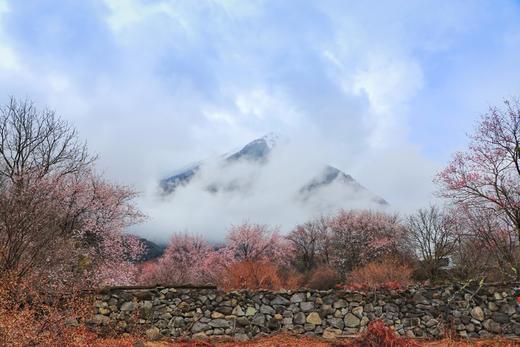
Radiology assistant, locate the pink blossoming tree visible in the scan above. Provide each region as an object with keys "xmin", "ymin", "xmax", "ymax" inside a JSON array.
[{"xmin": 437, "ymin": 98, "xmax": 520, "ymax": 277}]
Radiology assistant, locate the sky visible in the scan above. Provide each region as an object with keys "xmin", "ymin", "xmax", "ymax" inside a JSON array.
[{"xmin": 1, "ymin": 0, "xmax": 520, "ymax": 242}]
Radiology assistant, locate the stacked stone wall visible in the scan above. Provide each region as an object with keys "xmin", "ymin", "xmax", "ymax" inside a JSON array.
[{"xmin": 89, "ymin": 283, "xmax": 520, "ymax": 341}]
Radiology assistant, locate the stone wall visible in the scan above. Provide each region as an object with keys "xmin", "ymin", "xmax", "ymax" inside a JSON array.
[{"xmin": 89, "ymin": 282, "xmax": 520, "ymax": 341}]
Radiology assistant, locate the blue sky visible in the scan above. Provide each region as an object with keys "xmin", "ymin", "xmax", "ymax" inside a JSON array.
[{"xmin": 1, "ymin": 0, "xmax": 520, "ymax": 239}]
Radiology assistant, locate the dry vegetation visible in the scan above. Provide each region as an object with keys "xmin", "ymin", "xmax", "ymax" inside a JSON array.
[{"xmin": 66, "ymin": 334, "xmax": 520, "ymax": 347}]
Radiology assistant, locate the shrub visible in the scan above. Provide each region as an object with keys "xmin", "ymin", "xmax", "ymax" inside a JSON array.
[
  {"xmin": 0, "ymin": 274, "xmax": 94, "ymax": 346},
  {"xmin": 218, "ymin": 260, "xmax": 302, "ymax": 291},
  {"xmin": 346, "ymin": 256, "xmax": 413, "ymax": 291},
  {"xmin": 305, "ymin": 266, "xmax": 342, "ymax": 290},
  {"xmin": 334, "ymin": 320, "xmax": 419, "ymax": 347}
]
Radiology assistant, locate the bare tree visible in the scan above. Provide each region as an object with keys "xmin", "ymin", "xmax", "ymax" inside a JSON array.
[
  {"xmin": 287, "ymin": 216, "xmax": 332, "ymax": 272},
  {"xmin": 0, "ymin": 97, "xmax": 93, "ymax": 185},
  {"xmin": 406, "ymin": 206, "xmax": 459, "ymax": 279}
]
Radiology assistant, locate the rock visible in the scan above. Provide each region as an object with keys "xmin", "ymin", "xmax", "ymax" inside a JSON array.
[
  {"xmin": 306, "ymin": 312, "xmax": 322, "ymax": 325},
  {"xmin": 352, "ymin": 306, "xmax": 363, "ymax": 317},
  {"xmin": 209, "ymin": 319, "xmax": 231, "ymax": 328},
  {"xmin": 344, "ymin": 313, "xmax": 361, "ymax": 328},
  {"xmin": 215, "ymin": 306, "xmax": 233, "ymax": 315},
  {"xmin": 413, "ymin": 293, "xmax": 428, "ymax": 304},
  {"xmin": 492, "ymin": 312, "xmax": 509, "ymax": 324},
  {"xmin": 290, "ymin": 293, "xmax": 306, "ymax": 303},
  {"xmin": 260, "ymin": 304, "xmax": 275, "ymax": 315},
  {"xmin": 323, "ymin": 327, "xmax": 342, "ymax": 339},
  {"xmin": 304, "ymin": 323, "xmax": 315, "ymax": 331},
  {"xmin": 425, "ymin": 319, "xmax": 438, "ymax": 328},
  {"xmin": 171, "ymin": 316, "xmax": 184, "ymax": 328},
  {"xmin": 274, "ymin": 313, "xmax": 283, "ymax": 321},
  {"xmin": 145, "ymin": 327, "xmax": 161, "ymax": 341},
  {"xmin": 384, "ymin": 303, "xmax": 399, "ymax": 313},
  {"xmin": 251, "ymin": 313, "xmax": 265, "ymax": 326},
  {"xmin": 268, "ymin": 317, "xmax": 281, "ymax": 330},
  {"xmin": 483, "ymin": 319, "xmax": 502, "ymax": 334},
  {"xmin": 211, "ymin": 311, "xmax": 225, "ymax": 319},
  {"xmin": 320, "ymin": 304, "xmax": 335, "ymax": 316},
  {"xmin": 232, "ymin": 305, "xmax": 245, "ymax": 316},
  {"xmin": 139, "ymin": 301, "xmax": 153, "ymax": 319},
  {"xmin": 120, "ymin": 301, "xmax": 135, "ymax": 311},
  {"xmin": 300, "ymin": 302, "xmax": 314, "ymax": 312},
  {"xmin": 471, "ymin": 306, "xmax": 485, "ymax": 321},
  {"xmin": 294, "ymin": 312, "xmax": 306, "ymax": 325},
  {"xmin": 192, "ymin": 332, "xmax": 207, "ymax": 339},
  {"xmin": 192, "ymin": 322, "xmax": 210, "ymax": 333},
  {"xmin": 236, "ymin": 317, "xmax": 250, "ymax": 326},
  {"xmin": 333, "ymin": 300, "xmax": 347, "ymax": 309},
  {"xmin": 364, "ymin": 303, "xmax": 374, "ymax": 312},
  {"xmin": 245, "ymin": 307, "xmax": 257, "ymax": 316},
  {"xmin": 360, "ymin": 316, "xmax": 369, "ymax": 326},
  {"xmin": 502, "ymin": 304, "xmax": 516, "ymax": 315},
  {"xmin": 488, "ymin": 302, "xmax": 498, "ymax": 311},
  {"xmin": 328, "ymin": 318, "xmax": 344, "ymax": 330},
  {"xmin": 271, "ymin": 296, "xmax": 290, "ymax": 305}
]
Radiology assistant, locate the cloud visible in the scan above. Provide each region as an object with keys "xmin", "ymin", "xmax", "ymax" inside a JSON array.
[{"xmin": 0, "ymin": 0, "xmax": 520, "ymax": 241}]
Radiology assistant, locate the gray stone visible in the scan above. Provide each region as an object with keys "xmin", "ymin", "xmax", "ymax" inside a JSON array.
[
  {"xmin": 290, "ymin": 293, "xmax": 306, "ymax": 303},
  {"xmin": 251, "ymin": 313, "xmax": 265, "ymax": 326},
  {"xmin": 425, "ymin": 319, "xmax": 438, "ymax": 328},
  {"xmin": 236, "ymin": 317, "xmax": 250, "ymax": 326},
  {"xmin": 333, "ymin": 300, "xmax": 347, "ymax": 309},
  {"xmin": 260, "ymin": 304, "xmax": 275, "ymax": 315},
  {"xmin": 352, "ymin": 306, "xmax": 363, "ymax": 317},
  {"xmin": 300, "ymin": 302, "xmax": 314, "ymax": 312},
  {"xmin": 492, "ymin": 312, "xmax": 509, "ymax": 323},
  {"xmin": 209, "ymin": 319, "xmax": 231, "ymax": 328},
  {"xmin": 384, "ymin": 303, "xmax": 399, "ymax": 313},
  {"xmin": 344, "ymin": 313, "xmax": 361, "ymax": 328},
  {"xmin": 364, "ymin": 303, "xmax": 374, "ymax": 312},
  {"xmin": 271, "ymin": 296, "xmax": 290, "ymax": 305},
  {"xmin": 232, "ymin": 305, "xmax": 245, "ymax": 316},
  {"xmin": 192, "ymin": 322, "xmax": 210, "ymax": 333},
  {"xmin": 294, "ymin": 312, "xmax": 306, "ymax": 325},
  {"xmin": 328, "ymin": 317, "xmax": 344, "ymax": 330}
]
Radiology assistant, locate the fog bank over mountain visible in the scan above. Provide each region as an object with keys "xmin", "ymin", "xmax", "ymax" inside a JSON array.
[{"xmin": 134, "ymin": 134, "xmax": 391, "ymax": 243}]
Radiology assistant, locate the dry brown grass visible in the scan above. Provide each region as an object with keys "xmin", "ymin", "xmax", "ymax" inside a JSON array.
[{"xmin": 88, "ymin": 335, "xmax": 520, "ymax": 347}]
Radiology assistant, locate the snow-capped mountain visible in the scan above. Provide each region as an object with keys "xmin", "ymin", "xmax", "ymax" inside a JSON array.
[{"xmin": 159, "ymin": 135, "xmax": 387, "ymax": 208}]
